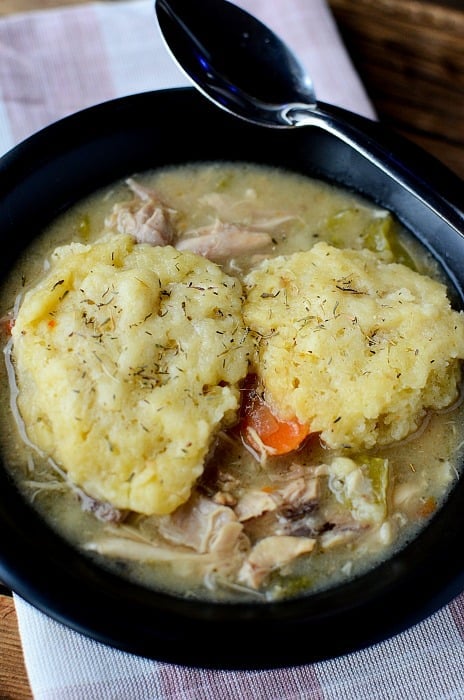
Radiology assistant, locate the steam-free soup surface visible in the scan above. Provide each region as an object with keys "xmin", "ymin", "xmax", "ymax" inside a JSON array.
[{"xmin": 2, "ymin": 162, "xmax": 464, "ymax": 602}]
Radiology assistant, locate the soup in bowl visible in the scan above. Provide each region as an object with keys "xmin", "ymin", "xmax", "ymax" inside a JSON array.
[{"xmin": 1, "ymin": 88, "xmax": 464, "ymax": 668}]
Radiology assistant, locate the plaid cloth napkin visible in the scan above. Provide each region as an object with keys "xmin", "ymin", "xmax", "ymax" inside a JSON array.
[
  {"xmin": 0, "ymin": 0, "xmax": 374, "ymax": 155},
  {"xmin": 1, "ymin": 1, "xmax": 464, "ymax": 698}
]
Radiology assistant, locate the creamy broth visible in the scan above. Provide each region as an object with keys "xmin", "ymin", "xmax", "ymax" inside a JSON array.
[{"xmin": 2, "ymin": 162, "xmax": 464, "ymax": 603}]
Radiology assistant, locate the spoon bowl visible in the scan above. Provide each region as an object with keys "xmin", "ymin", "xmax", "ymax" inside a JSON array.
[{"xmin": 155, "ymin": 0, "xmax": 316, "ymax": 127}]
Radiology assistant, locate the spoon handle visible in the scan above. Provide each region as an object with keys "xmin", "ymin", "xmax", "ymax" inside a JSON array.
[{"xmin": 287, "ymin": 101, "xmax": 464, "ymax": 237}]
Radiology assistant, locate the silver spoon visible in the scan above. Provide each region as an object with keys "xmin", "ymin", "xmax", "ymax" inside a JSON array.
[{"xmin": 155, "ymin": 0, "xmax": 464, "ymax": 233}]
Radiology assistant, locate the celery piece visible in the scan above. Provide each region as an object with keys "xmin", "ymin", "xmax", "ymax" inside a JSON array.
[
  {"xmin": 362, "ymin": 216, "xmax": 416, "ymax": 269},
  {"xmin": 77, "ymin": 214, "xmax": 90, "ymax": 241},
  {"xmin": 323, "ymin": 208, "xmax": 416, "ymax": 268}
]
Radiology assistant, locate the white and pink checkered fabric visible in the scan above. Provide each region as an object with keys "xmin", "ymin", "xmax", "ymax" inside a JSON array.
[{"xmin": 2, "ymin": 1, "xmax": 463, "ymax": 698}]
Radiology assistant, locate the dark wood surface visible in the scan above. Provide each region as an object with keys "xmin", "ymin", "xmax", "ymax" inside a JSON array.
[
  {"xmin": 0, "ymin": 1, "xmax": 463, "ymax": 698},
  {"xmin": 328, "ymin": 0, "xmax": 464, "ymax": 179}
]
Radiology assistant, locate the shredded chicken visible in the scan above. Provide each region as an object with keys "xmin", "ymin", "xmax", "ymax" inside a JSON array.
[
  {"xmin": 80, "ymin": 452, "xmax": 390, "ymax": 593},
  {"xmin": 234, "ymin": 489, "xmax": 278, "ymax": 522},
  {"xmin": 85, "ymin": 495, "xmax": 249, "ymax": 586},
  {"xmin": 9, "ymin": 162, "xmax": 456, "ymax": 605},
  {"xmin": 176, "ymin": 221, "xmax": 272, "ymax": 261},
  {"xmin": 238, "ymin": 535, "xmax": 316, "ymax": 589},
  {"xmin": 105, "ymin": 178, "xmax": 176, "ymax": 246},
  {"xmin": 80, "ymin": 495, "xmax": 126, "ymax": 524},
  {"xmin": 84, "ymin": 535, "xmax": 217, "ymax": 564},
  {"xmin": 158, "ymin": 493, "xmax": 245, "ymax": 555},
  {"xmin": 278, "ymin": 477, "xmax": 319, "ymax": 509},
  {"xmin": 105, "ymin": 179, "xmax": 274, "ymax": 262}
]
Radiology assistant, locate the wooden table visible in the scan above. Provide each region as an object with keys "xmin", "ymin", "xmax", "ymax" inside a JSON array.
[
  {"xmin": 0, "ymin": 1, "xmax": 463, "ymax": 698},
  {"xmin": 0, "ymin": 592, "xmax": 31, "ymax": 699},
  {"xmin": 329, "ymin": 0, "xmax": 464, "ymax": 180}
]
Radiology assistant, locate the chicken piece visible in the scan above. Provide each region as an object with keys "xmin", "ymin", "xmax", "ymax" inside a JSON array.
[
  {"xmin": 238, "ymin": 535, "xmax": 316, "ymax": 589},
  {"xmin": 233, "ymin": 469, "xmax": 321, "ymax": 521},
  {"xmin": 213, "ymin": 491, "xmax": 238, "ymax": 507},
  {"xmin": 319, "ymin": 525, "xmax": 362, "ymax": 550},
  {"xmin": 234, "ymin": 489, "xmax": 278, "ymax": 522},
  {"xmin": 278, "ymin": 476, "xmax": 319, "ymax": 511},
  {"xmin": 276, "ymin": 483, "xmax": 320, "ymax": 534},
  {"xmin": 79, "ymin": 493, "xmax": 126, "ymax": 523},
  {"xmin": 85, "ymin": 516, "xmax": 248, "ymax": 589},
  {"xmin": 198, "ymin": 191, "xmax": 299, "ymax": 230},
  {"xmin": 158, "ymin": 493, "xmax": 244, "ymax": 554},
  {"xmin": 105, "ymin": 178, "xmax": 176, "ymax": 246},
  {"xmin": 176, "ymin": 220, "xmax": 272, "ymax": 261}
]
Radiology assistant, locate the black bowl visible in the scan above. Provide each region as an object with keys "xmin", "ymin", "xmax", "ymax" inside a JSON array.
[{"xmin": 1, "ymin": 87, "xmax": 464, "ymax": 670}]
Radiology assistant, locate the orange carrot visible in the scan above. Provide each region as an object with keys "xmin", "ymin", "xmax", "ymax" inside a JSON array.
[
  {"xmin": 0, "ymin": 315, "xmax": 14, "ymax": 335},
  {"xmin": 417, "ymin": 497, "xmax": 437, "ymax": 518},
  {"xmin": 239, "ymin": 375, "xmax": 311, "ymax": 456}
]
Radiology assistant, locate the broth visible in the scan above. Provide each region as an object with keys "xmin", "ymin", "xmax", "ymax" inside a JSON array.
[{"xmin": 2, "ymin": 162, "xmax": 464, "ymax": 603}]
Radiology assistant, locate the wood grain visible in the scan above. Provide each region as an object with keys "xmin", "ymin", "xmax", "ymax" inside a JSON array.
[
  {"xmin": 328, "ymin": 0, "xmax": 464, "ymax": 178},
  {"xmin": 0, "ymin": 596, "xmax": 32, "ymax": 700}
]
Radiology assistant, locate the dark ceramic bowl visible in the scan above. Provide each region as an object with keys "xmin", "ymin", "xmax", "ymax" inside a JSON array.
[{"xmin": 1, "ymin": 87, "xmax": 464, "ymax": 670}]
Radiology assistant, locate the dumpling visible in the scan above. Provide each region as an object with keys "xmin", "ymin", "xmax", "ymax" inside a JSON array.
[
  {"xmin": 243, "ymin": 241, "xmax": 464, "ymax": 449},
  {"xmin": 12, "ymin": 234, "xmax": 253, "ymax": 515}
]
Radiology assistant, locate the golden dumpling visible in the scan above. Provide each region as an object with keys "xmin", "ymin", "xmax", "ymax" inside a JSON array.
[
  {"xmin": 243, "ymin": 241, "xmax": 464, "ymax": 449},
  {"xmin": 12, "ymin": 234, "xmax": 253, "ymax": 515}
]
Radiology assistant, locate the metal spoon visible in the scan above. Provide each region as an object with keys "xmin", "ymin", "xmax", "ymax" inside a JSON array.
[{"xmin": 155, "ymin": 0, "xmax": 464, "ymax": 233}]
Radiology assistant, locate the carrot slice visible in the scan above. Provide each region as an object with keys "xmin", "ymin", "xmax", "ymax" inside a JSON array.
[{"xmin": 239, "ymin": 375, "xmax": 310, "ymax": 456}]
